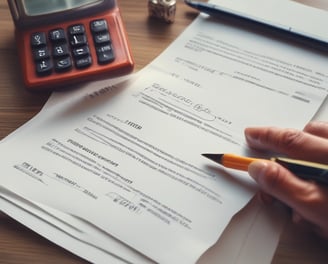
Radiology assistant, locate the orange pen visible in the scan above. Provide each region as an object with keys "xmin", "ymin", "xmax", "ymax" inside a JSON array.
[{"xmin": 202, "ymin": 153, "xmax": 328, "ymax": 184}]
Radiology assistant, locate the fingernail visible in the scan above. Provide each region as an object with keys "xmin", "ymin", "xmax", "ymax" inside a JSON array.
[{"xmin": 245, "ymin": 131, "xmax": 258, "ymax": 145}]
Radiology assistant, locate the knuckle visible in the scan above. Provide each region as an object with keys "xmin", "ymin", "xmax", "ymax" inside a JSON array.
[
  {"xmin": 277, "ymin": 128, "xmax": 304, "ymax": 150},
  {"xmin": 256, "ymin": 127, "xmax": 304, "ymax": 149},
  {"xmin": 298, "ymin": 184, "xmax": 324, "ymax": 205}
]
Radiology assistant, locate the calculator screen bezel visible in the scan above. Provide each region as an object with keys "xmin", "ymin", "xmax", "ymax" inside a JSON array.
[{"xmin": 7, "ymin": 0, "xmax": 116, "ymax": 29}]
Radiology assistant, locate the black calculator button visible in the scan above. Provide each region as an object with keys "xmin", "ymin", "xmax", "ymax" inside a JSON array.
[
  {"xmin": 75, "ymin": 56, "xmax": 92, "ymax": 69},
  {"xmin": 70, "ymin": 34, "xmax": 87, "ymax": 47},
  {"xmin": 68, "ymin": 24, "xmax": 85, "ymax": 35},
  {"xmin": 97, "ymin": 50, "xmax": 115, "ymax": 64},
  {"xmin": 31, "ymin": 32, "xmax": 47, "ymax": 47},
  {"xmin": 49, "ymin": 29, "xmax": 66, "ymax": 43},
  {"xmin": 93, "ymin": 32, "xmax": 110, "ymax": 45},
  {"xmin": 90, "ymin": 20, "xmax": 108, "ymax": 33},
  {"xmin": 96, "ymin": 44, "xmax": 112, "ymax": 53},
  {"xmin": 31, "ymin": 19, "xmax": 115, "ymax": 79},
  {"xmin": 96, "ymin": 44, "xmax": 115, "ymax": 64},
  {"xmin": 72, "ymin": 45, "xmax": 90, "ymax": 58},
  {"xmin": 36, "ymin": 59, "xmax": 53, "ymax": 76},
  {"xmin": 53, "ymin": 44, "xmax": 69, "ymax": 57},
  {"xmin": 55, "ymin": 57, "xmax": 72, "ymax": 72},
  {"xmin": 33, "ymin": 47, "xmax": 50, "ymax": 61}
]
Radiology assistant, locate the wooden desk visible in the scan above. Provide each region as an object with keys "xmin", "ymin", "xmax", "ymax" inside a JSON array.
[{"xmin": 0, "ymin": 1, "xmax": 327, "ymax": 263}]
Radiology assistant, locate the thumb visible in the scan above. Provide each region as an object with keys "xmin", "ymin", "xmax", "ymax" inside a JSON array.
[
  {"xmin": 249, "ymin": 160, "xmax": 328, "ymax": 238},
  {"xmin": 248, "ymin": 160, "xmax": 310, "ymax": 208}
]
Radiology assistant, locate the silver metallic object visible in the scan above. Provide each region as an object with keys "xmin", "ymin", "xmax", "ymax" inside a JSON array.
[{"xmin": 148, "ymin": 0, "xmax": 176, "ymax": 23}]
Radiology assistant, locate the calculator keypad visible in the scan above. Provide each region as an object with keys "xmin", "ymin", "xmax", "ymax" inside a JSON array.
[
  {"xmin": 90, "ymin": 20, "xmax": 115, "ymax": 65},
  {"xmin": 30, "ymin": 19, "xmax": 114, "ymax": 77}
]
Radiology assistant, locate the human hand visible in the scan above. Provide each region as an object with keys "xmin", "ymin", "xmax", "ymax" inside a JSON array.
[{"xmin": 244, "ymin": 121, "xmax": 328, "ymax": 239}]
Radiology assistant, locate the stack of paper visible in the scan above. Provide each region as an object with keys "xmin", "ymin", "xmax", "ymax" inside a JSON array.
[{"xmin": 0, "ymin": 1, "xmax": 327, "ymax": 263}]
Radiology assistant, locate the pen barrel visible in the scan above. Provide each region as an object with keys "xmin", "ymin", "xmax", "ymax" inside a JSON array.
[
  {"xmin": 273, "ymin": 157, "xmax": 328, "ymax": 184},
  {"xmin": 222, "ymin": 154, "xmax": 259, "ymax": 171}
]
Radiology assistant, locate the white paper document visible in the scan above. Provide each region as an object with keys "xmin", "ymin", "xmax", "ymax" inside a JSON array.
[
  {"xmin": 0, "ymin": 185, "xmax": 286, "ymax": 264},
  {"xmin": 0, "ymin": 186, "xmax": 152, "ymax": 264},
  {"xmin": 0, "ymin": 1, "xmax": 327, "ymax": 263}
]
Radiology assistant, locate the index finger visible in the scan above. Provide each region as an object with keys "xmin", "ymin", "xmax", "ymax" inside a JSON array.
[{"xmin": 244, "ymin": 126, "xmax": 328, "ymax": 163}]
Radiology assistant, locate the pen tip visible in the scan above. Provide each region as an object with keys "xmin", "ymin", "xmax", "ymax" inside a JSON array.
[{"xmin": 201, "ymin": 153, "xmax": 224, "ymax": 164}]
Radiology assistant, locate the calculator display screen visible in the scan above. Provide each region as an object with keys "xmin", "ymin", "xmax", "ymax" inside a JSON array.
[{"xmin": 23, "ymin": 0, "xmax": 103, "ymax": 16}]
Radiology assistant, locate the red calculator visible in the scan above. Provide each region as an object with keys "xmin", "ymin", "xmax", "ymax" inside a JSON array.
[{"xmin": 7, "ymin": 0, "xmax": 134, "ymax": 91}]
